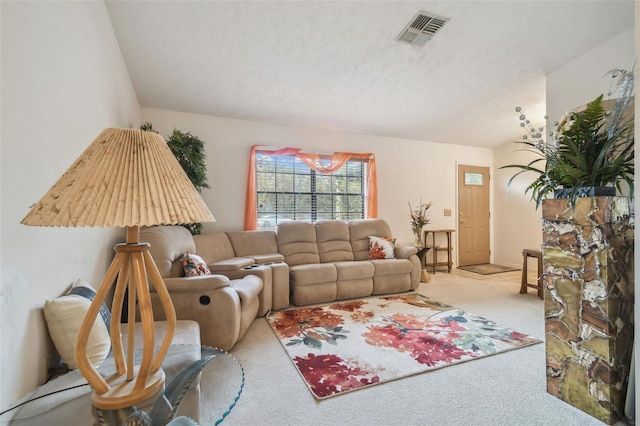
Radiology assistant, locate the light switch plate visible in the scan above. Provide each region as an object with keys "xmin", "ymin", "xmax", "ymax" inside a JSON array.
[{"xmin": 444, "ymin": 208, "xmax": 452, "ymax": 217}]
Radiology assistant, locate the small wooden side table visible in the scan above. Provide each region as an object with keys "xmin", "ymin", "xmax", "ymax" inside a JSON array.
[
  {"xmin": 520, "ymin": 249, "xmax": 543, "ymax": 299},
  {"xmin": 423, "ymin": 229, "xmax": 455, "ymax": 273}
]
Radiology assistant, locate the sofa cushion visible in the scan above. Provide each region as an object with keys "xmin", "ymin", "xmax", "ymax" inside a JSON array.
[
  {"xmin": 289, "ymin": 263, "xmax": 337, "ymax": 286},
  {"xmin": 369, "ymin": 258, "xmax": 414, "ymax": 276},
  {"xmin": 171, "ymin": 260, "xmax": 185, "ymax": 277},
  {"xmin": 316, "ymin": 220, "xmax": 354, "ymax": 263},
  {"xmin": 227, "ymin": 230, "xmax": 281, "ymax": 257},
  {"xmin": 142, "ymin": 225, "xmax": 196, "ymax": 278},
  {"xmin": 225, "ymin": 230, "xmax": 285, "ymax": 263},
  {"xmin": 183, "ymin": 253, "xmax": 211, "ymax": 276},
  {"xmin": 368, "ymin": 236, "xmax": 396, "ymax": 259},
  {"xmin": 43, "ymin": 279, "xmax": 111, "ymax": 370},
  {"xmin": 348, "ymin": 219, "xmax": 394, "ymax": 261},
  {"xmin": 194, "ymin": 232, "xmax": 236, "ymax": 264},
  {"xmin": 333, "ymin": 261, "xmax": 375, "ymax": 280},
  {"xmin": 276, "ymin": 221, "xmax": 320, "ymax": 266}
]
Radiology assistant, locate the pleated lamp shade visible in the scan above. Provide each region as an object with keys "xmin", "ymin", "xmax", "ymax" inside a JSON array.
[{"xmin": 22, "ymin": 127, "xmax": 215, "ymax": 227}]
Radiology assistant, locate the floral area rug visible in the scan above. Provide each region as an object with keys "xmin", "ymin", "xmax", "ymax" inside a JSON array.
[{"xmin": 266, "ymin": 293, "xmax": 541, "ymax": 399}]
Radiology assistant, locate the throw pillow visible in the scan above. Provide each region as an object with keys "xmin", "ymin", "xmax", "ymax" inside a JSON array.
[
  {"xmin": 368, "ymin": 236, "xmax": 396, "ymax": 259},
  {"xmin": 182, "ymin": 253, "xmax": 211, "ymax": 276},
  {"xmin": 43, "ymin": 279, "xmax": 111, "ymax": 370}
]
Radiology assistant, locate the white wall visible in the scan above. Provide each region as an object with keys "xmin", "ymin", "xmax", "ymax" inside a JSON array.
[
  {"xmin": 493, "ymin": 141, "xmax": 546, "ymax": 268},
  {"xmin": 546, "ymin": 27, "xmax": 635, "ymax": 130},
  {"xmin": 0, "ymin": 1, "xmax": 140, "ymax": 407},
  {"xmin": 492, "ymin": 26, "xmax": 635, "ymax": 268},
  {"xmin": 493, "ymin": 73, "xmax": 546, "ymax": 268},
  {"xmin": 140, "ymin": 108, "xmax": 494, "ymax": 255}
]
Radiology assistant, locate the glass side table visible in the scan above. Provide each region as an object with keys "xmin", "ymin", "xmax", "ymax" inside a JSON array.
[{"xmin": 1, "ymin": 346, "xmax": 244, "ymax": 425}]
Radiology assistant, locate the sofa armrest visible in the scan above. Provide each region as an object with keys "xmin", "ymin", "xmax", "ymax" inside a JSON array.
[
  {"xmin": 250, "ymin": 253, "xmax": 285, "ymax": 264},
  {"xmin": 150, "ymin": 278, "xmax": 242, "ymax": 350},
  {"xmin": 209, "ymin": 257, "xmax": 255, "ymax": 272},
  {"xmin": 394, "ymin": 245, "xmax": 417, "ymax": 259},
  {"xmin": 162, "ymin": 275, "xmax": 231, "ymax": 293},
  {"xmin": 219, "ymin": 265, "xmax": 272, "ymax": 316}
]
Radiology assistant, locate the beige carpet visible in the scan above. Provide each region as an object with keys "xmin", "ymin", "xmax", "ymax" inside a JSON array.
[
  {"xmin": 199, "ymin": 271, "xmax": 615, "ymax": 426},
  {"xmin": 458, "ymin": 264, "xmax": 519, "ymax": 275}
]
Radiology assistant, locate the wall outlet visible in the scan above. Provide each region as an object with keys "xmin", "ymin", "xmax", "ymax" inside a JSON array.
[{"xmin": 444, "ymin": 208, "xmax": 452, "ymax": 217}]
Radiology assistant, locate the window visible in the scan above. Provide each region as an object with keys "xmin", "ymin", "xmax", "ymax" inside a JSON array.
[
  {"xmin": 245, "ymin": 145, "xmax": 377, "ymax": 230},
  {"xmin": 255, "ymin": 153, "xmax": 367, "ymax": 229},
  {"xmin": 464, "ymin": 172, "xmax": 484, "ymax": 186}
]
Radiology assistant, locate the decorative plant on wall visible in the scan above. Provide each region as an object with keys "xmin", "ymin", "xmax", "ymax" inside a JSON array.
[
  {"xmin": 140, "ymin": 122, "xmax": 209, "ymax": 234},
  {"xmin": 500, "ymin": 66, "xmax": 634, "ymax": 208}
]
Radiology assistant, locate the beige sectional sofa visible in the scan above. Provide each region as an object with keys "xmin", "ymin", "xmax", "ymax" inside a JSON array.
[{"xmin": 141, "ymin": 218, "xmax": 420, "ymax": 349}]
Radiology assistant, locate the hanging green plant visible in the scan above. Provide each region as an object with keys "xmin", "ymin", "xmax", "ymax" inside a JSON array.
[{"xmin": 140, "ymin": 122, "xmax": 209, "ymax": 234}]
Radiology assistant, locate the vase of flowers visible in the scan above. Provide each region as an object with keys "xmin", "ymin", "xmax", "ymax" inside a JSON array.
[{"xmin": 408, "ymin": 200, "xmax": 432, "ymax": 248}]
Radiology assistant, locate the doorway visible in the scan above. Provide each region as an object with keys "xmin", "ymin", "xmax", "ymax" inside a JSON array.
[{"xmin": 457, "ymin": 165, "xmax": 490, "ymax": 266}]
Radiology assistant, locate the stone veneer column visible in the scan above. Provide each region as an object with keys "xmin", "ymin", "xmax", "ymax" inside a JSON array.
[{"xmin": 541, "ymin": 196, "xmax": 634, "ymax": 424}]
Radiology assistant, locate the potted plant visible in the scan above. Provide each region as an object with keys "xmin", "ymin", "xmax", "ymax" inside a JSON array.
[
  {"xmin": 140, "ymin": 122, "xmax": 209, "ymax": 234},
  {"xmin": 501, "ymin": 68, "xmax": 634, "ymax": 208}
]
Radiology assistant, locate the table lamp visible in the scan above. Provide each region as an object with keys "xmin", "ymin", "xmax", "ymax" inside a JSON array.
[{"xmin": 22, "ymin": 128, "xmax": 215, "ymax": 410}]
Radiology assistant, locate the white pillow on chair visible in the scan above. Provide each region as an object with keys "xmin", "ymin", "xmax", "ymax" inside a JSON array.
[{"xmin": 43, "ymin": 279, "xmax": 111, "ymax": 370}]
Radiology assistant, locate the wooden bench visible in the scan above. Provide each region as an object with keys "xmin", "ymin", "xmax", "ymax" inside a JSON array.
[{"xmin": 520, "ymin": 249, "xmax": 543, "ymax": 299}]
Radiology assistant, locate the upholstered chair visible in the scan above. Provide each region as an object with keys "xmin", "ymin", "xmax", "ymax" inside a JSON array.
[{"xmin": 140, "ymin": 225, "xmax": 263, "ymax": 350}]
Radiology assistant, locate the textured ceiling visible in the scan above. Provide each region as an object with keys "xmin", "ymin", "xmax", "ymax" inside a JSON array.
[{"xmin": 104, "ymin": 1, "xmax": 635, "ymax": 148}]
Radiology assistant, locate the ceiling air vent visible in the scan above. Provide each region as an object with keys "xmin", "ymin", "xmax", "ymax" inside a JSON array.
[{"xmin": 396, "ymin": 11, "xmax": 449, "ymax": 47}]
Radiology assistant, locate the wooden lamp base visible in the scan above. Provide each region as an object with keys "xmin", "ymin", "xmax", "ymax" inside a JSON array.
[
  {"xmin": 92, "ymin": 368, "xmax": 165, "ymax": 410},
  {"xmin": 74, "ymin": 226, "xmax": 177, "ymax": 410}
]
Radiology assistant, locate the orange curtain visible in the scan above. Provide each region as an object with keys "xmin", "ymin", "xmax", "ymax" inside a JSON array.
[
  {"xmin": 296, "ymin": 152, "xmax": 351, "ymax": 174},
  {"xmin": 244, "ymin": 145, "xmax": 377, "ymax": 230},
  {"xmin": 244, "ymin": 145, "xmax": 259, "ymax": 230},
  {"xmin": 365, "ymin": 155, "xmax": 377, "ymax": 218}
]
